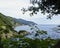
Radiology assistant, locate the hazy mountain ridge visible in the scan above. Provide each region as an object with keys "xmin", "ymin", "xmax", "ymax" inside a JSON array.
[
  {"xmin": 14, "ymin": 18, "xmax": 37, "ymax": 25},
  {"xmin": 0, "ymin": 13, "xmax": 36, "ymax": 29}
]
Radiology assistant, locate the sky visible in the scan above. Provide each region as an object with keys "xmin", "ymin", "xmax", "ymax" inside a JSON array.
[{"xmin": 0, "ymin": 0, "xmax": 60, "ymax": 24}]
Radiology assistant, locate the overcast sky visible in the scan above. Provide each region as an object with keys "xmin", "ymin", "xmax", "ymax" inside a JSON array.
[{"xmin": 0, "ymin": 0, "xmax": 60, "ymax": 24}]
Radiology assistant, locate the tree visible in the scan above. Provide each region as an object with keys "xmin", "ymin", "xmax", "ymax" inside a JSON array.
[
  {"xmin": 22, "ymin": 0, "xmax": 60, "ymax": 19},
  {"xmin": 21, "ymin": 0, "xmax": 60, "ymax": 48}
]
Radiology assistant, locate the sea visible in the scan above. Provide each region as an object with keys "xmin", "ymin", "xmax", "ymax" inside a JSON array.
[{"xmin": 14, "ymin": 24, "xmax": 60, "ymax": 39}]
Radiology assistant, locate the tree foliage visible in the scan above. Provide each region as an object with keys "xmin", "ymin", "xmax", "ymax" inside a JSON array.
[
  {"xmin": 22, "ymin": 0, "xmax": 60, "ymax": 19},
  {"xmin": 1, "ymin": 36, "xmax": 58, "ymax": 48}
]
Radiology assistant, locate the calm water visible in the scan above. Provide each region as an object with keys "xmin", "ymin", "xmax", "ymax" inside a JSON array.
[{"xmin": 14, "ymin": 24, "xmax": 60, "ymax": 39}]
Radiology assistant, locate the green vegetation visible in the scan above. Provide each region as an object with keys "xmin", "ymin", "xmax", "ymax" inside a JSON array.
[
  {"xmin": 1, "ymin": 35, "xmax": 59, "ymax": 48},
  {"xmin": 0, "ymin": 13, "xmax": 19, "ymax": 38},
  {"xmin": 18, "ymin": 30, "xmax": 29, "ymax": 36},
  {"xmin": 0, "ymin": 13, "xmax": 60, "ymax": 48},
  {"xmin": 0, "ymin": 13, "xmax": 23, "ymax": 27}
]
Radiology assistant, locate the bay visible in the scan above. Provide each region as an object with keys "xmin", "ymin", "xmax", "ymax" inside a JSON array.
[{"xmin": 14, "ymin": 24, "xmax": 60, "ymax": 39}]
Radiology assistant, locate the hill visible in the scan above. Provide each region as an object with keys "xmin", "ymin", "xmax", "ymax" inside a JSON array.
[
  {"xmin": 0, "ymin": 13, "xmax": 20, "ymax": 38},
  {"xmin": 0, "ymin": 13, "xmax": 36, "ymax": 38},
  {"xmin": 0, "ymin": 13, "xmax": 23, "ymax": 27},
  {"xmin": 14, "ymin": 18, "xmax": 37, "ymax": 25}
]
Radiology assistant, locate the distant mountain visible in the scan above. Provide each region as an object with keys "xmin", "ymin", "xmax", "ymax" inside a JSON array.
[
  {"xmin": 14, "ymin": 18, "xmax": 37, "ymax": 25},
  {"xmin": 0, "ymin": 13, "xmax": 36, "ymax": 27}
]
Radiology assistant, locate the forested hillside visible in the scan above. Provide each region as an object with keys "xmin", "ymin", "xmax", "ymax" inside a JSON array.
[
  {"xmin": 0, "ymin": 13, "xmax": 23, "ymax": 27},
  {"xmin": 0, "ymin": 13, "xmax": 21, "ymax": 38}
]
